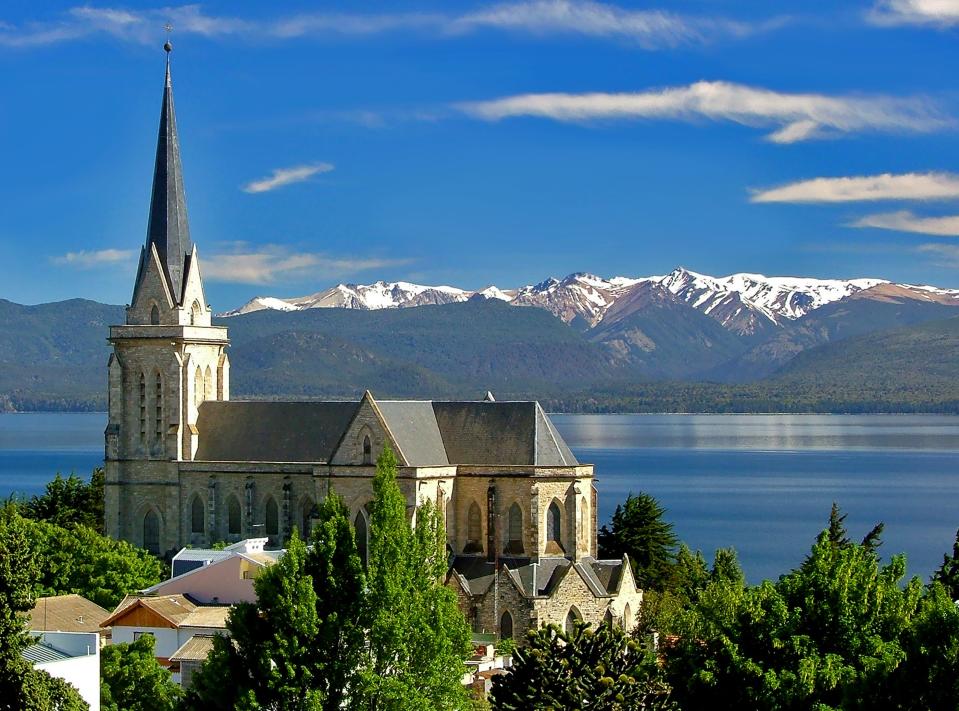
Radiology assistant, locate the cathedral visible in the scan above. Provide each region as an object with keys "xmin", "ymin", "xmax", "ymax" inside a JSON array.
[{"xmin": 104, "ymin": 46, "xmax": 642, "ymax": 639}]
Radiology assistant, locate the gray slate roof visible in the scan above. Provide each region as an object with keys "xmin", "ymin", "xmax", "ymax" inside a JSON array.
[
  {"xmin": 194, "ymin": 397, "xmax": 578, "ymax": 467},
  {"xmin": 135, "ymin": 54, "xmax": 192, "ymax": 303},
  {"xmin": 195, "ymin": 401, "xmax": 358, "ymax": 462},
  {"xmin": 451, "ymin": 556, "xmax": 622, "ymax": 600},
  {"xmin": 377, "ymin": 400, "xmax": 449, "ymax": 466}
]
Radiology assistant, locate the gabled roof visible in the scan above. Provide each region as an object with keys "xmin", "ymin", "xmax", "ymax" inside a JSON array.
[
  {"xmin": 27, "ymin": 594, "xmax": 109, "ymax": 634},
  {"xmin": 195, "ymin": 401, "xmax": 358, "ymax": 462},
  {"xmin": 134, "ymin": 48, "xmax": 192, "ymax": 304},
  {"xmin": 376, "ymin": 400, "xmax": 450, "ymax": 466},
  {"xmin": 452, "ymin": 556, "xmax": 622, "ymax": 601},
  {"xmin": 102, "ymin": 594, "xmax": 197, "ymax": 628}
]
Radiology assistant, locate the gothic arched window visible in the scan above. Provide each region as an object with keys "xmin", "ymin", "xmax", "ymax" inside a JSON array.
[
  {"xmin": 506, "ymin": 503, "xmax": 523, "ymax": 554},
  {"xmin": 138, "ymin": 373, "xmax": 146, "ymax": 444},
  {"xmin": 150, "ymin": 304, "xmax": 160, "ymax": 325},
  {"xmin": 264, "ymin": 497, "xmax": 279, "ymax": 536},
  {"xmin": 565, "ymin": 606, "xmax": 581, "ymax": 634},
  {"xmin": 143, "ymin": 509, "xmax": 160, "ymax": 555},
  {"xmin": 301, "ymin": 499, "xmax": 315, "ymax": 537},
  {"xmin": 500, "ymin": 610, "xmax": 514, "ymax": 640},
  {"xmin": 547, "ymin": 502, "xmax": 562, "ymax": 543},
  {"xmin": 190, "ymin": 300, "xmax": 201, "ymax": 326},
  {"xmin": 194, "ymin": 366, "xmax": 203, "ymax": 407},
  {"xmin": 355, "ymin": 509, "xmax": 369, "ymax": 568},
  {"xmin": 204, "ymin": 365, "xmax": 213, "ymax": 402},
  {"xmin": 623, "ymin": 603, "xmax": 633, "ymax": 631},
  {"xmin": 466, "ymin": 501, "xmax": 482, "ymax": 553},
  {"xmin": 154, "ymin": 372, "xmax": 163, "ymax": 445},
  {"xmin": 227, "ymin": 496, "xmax": 241, "ymax": 535},
  {"xmin": 362, "ymin": 435, "xmax": 372, "ymax": 465},
  {"xmin": 190, "ymin": 495, "xmax": 204, "ymax": 535}
]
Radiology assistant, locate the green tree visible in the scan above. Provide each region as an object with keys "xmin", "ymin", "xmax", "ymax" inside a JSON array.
[
  {"xmin": 661, "ymin": 508, "xmax": 924, "ymax": 711},
  {"xmin": 489, "ymin": 621, "xmax": 676, "ymax": 711},
  {"xmin": 28, "ymin": 519, "xmax": 164, "ymax": 610},
  {"xmin": 185, "ymin": 529, "xmax": 323, "ymax": 711},
  {"xmin": 361, "ymin": 447, "xmax": 472, "ymax": 709},
  {"xmin": 22, "ymin": 470, "xmax": 104, "ymax": 533},
  {"xmin": 0, "ymin": 504, "xmax": 88, "ymax": 711},
  {"xmin": 101, "ymin": 633, "xmax": 181, "ymax": 711},
  {"xmin": 597, "ymin": 493, "xmax": 678, "ymax": 591},
  {"xmin": 932, "ymin": 527, "xmax": 959, "ymax": 600}
]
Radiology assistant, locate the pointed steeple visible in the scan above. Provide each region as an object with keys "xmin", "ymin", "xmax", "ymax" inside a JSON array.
[{"xmin": 138, "ymin": 42, "xmax": 192, "ymax": 303}]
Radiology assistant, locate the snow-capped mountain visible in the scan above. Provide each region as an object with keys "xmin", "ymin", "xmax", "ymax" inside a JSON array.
[
  {"xmin": 658, "ymin": 268, "xmax": 888, "ymax": 336},
  {"xmin": 219, "ymin": 268, "xmax": 959, "ymax": 335}
]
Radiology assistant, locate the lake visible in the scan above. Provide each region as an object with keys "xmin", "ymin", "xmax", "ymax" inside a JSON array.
[{"xmin": 2, "ymin": 412, "xmax": 958, "ymax": 583}]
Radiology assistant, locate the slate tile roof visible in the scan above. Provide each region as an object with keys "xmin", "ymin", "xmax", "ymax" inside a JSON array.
[{"xmin": 193, "ymin": 396, "xmax": 579, "ymax": 467}]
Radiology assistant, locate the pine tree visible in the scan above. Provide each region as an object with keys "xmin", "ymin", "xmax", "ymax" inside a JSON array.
[
  {"xmin": 597, "ymin": 493, "xmax": 678, "ymax": 591},
  {"xmin": 361, "ymin": 447, "xmax": 472, "ymax": 710},
  {"xmin": 933, "ymin": 528, "xmax": 959, "ymax": 600}
]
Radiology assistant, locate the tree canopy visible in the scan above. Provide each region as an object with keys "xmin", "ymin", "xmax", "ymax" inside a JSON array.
[
  {"xmin": 100, "ymin": 633, "xmax": 181, "ymax": 711},
  {"xmin": 185, "ymin": 447, "xmax": 472, "ymax": 711},
  {"xmin": 597, "ymin": 493, "xmax": 678, "ymax": 591},
  {"xmin": 21, "ymin": 469, "xmax": 105, "ymax": 533},
  {"xmin": 489, "ymin": 621, "xmax": 676, "ymax": 711}
]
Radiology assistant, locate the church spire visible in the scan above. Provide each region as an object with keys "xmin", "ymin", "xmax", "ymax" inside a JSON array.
[{"xmin": 138, "ymin": 41, "xmax": 192, "ymax": 303}]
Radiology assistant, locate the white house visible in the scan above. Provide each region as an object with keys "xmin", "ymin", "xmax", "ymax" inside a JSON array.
[{"xmin": 24, "ymin": 631, "xmax": 100, "ymax": 711}]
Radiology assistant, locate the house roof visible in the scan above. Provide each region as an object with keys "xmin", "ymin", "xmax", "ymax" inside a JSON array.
[
  {"xmin": 102, "ymin": 594, "xmax": 197, "ymax": 627},
  {"xmin": 22, "ymin": 642, "xmax": 71, "ymax": 664},
  {"xmin": 170, "ymin": 634, "xmax": 217, "ymax": 662},
  {"xmin": 195, "ymin": 401, "xmax": 358, "ymax": 462},
  {"xmin": 376, "ymin": 400, "xmax": 450, "ymax": 466},
  {"xmin": 180, "ymin": 607, "xmax": 231, "ymax": 629},
  {"xmin": 451, "ymin": 556, "xmax": 623, "ymax": 601},
  {"xmin": 27, "ymin": 595, "xmax": 110, "ymax": 634},
  {"xmin": 192, "ymin": 395, "xmax": 580, "ymax": 468}
]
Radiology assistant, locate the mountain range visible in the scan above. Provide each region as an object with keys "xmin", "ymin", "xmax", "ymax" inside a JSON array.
[{"xmin": 2, "ymin": 267, "xmax": 959, "ymax": 412}]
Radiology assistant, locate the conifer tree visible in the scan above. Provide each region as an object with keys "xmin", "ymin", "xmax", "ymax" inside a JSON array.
[
  {"xmin": 361, "ymin": 447, "xmax": 472, "ymax": 709},
  {"xmin": 598, "ymin": 493, "xmax": 678, "ymax": 591}
]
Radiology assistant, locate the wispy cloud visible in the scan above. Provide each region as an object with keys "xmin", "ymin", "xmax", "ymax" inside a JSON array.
[
  {"xmin": 0, "ymin": 2, "xmax": 782, "ymax": 50},
  {"xmin": 868, "ymin": 0, "xmax": 959, "ymax": 27},
  {"xmin": 241, "ymin": 163, "xmax": 334, "ymax": 194},
  {"xmin": 851, "ymin": 210, "xmax": 959, "ymax": 236},
  {"xmin": 917, "ymin": 242, "xmax": 959, "ymax": 268},
  {"xmin": 750, "ymin": 172, "xmax": 959, "ymax": 203},
  {"xmin": 458, "ymin": 81, "xmax": 949, "ymax": 143},
  {"xmin": 52, "ymin": 248, "xmax": 135, "ymax": 268},
  {"xmin": 202, "ymin": 244, "xmax": 412, "ymax": 285}
]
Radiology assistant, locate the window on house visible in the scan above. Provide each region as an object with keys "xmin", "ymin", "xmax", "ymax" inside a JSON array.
[
  {"xmin": 506, "ymin": 503, "xmax": 523, "ymax": 554},
  {"xmin": 354, "ymin": 510, "xmax": 369, "ymax": 568},
  {"xmin": 138, "ymin": 373, "xmax": 146, "ymax": 443},
  {"xmin": 547, "ymin": 502, "xmax": 562, "ymax": 543},
  {"xmin": 191, "ymin": 495, "xmax": 204, "ymax": 535},
  {"xmin": 362, "ymin": 435, "xmax": 372, "ymax": 465},
  {"xmin": 154, "ymin": 373, "xmax": 163, "ymax": 445},
  {"xmin": 500, "ymin": 610, "xmax": 513, "ymax": 640},
  {"xmin": 465, "ymin": 502, "xmax": 482, "ymax": 553},
  {"xmin": 143, "ymin": 510, "xmax": 160, "ymax": 555},
  {"xmin": 194, "ymin": 366, "xmax": 203, "ymax": 407},
  {"xmin": 228, "ymin": 496, "xmax": 241, "ymax": 535},
  {"xmin": 265, "ymin": 497, "xmax": 279, "ymax": 536}
]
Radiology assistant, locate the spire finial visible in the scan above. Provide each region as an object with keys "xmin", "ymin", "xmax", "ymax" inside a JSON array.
[{"xmin": 163, "ymin": 25, "xmax": 173, "ymax": 85}]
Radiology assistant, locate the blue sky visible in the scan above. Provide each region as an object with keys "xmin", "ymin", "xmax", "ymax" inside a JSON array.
[{"xmin": 1, "ymin": 0, "xmax": 958, "ymax": 309}]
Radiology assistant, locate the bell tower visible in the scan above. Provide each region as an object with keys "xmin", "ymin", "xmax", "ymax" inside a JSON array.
[{"xmin": 104, "ymin": 43, "xmax": 229, "ymax": 554}]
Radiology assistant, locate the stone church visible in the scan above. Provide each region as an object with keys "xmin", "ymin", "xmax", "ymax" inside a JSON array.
[{"xmin": 104, "ymin": 47, "xmax": 642, "ymax": 639}]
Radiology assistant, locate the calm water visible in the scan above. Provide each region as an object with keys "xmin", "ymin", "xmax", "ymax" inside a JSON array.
[{"xmin": 2, "ymin": 412, "xmax": 958, "ymax": 583}]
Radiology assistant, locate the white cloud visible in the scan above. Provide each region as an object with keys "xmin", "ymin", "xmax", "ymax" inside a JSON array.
[
  {"xmin": 917, "ymin": 242, "xmax": 959, "ymax": 267},
  {"xmin": 458, "ymin": 81, "xmax": 949, "ymax": 143},
  {"xmin": 241, "ymin": 163, "xmax": 334, "ymax": 194},
  {"xmin": 868, "ymin": 0, "xmax": 959, "ymax": 27},
  {"xmin": 52, "ymin": 248, "xmax": 135, "ymax": 268},
  {"xmin": 750, "ymin": 172, "xmax": 959, "ymax": 203},
  {"xmin": 202, "ymin": 244, "xmax": 412, "ymax": 285},
  {"xmin": 850, "ymin": 210, "xmax": 959, "ymax": 236},
  {"xmin": 0, "ymin": 2, "xmax": 780, "ymax": 49}
]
